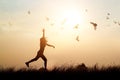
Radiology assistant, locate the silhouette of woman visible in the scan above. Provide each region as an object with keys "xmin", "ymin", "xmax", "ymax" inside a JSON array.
[{"xmin": 25, "ymin": 29, "xmax": 55, "ymax": 69}]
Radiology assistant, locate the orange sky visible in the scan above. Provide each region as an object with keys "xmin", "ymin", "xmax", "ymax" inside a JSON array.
[{"xmin": 0, "ymin": 0, "xmax": 120, "ymax": 69}]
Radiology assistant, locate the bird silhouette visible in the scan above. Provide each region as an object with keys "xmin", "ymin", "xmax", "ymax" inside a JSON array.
[
  {"xmin": 46, "ymin": 17, "xmax": 49, "ymax": 21},
  {"xmin": 106, "ymin": 13, "xmax": 110, "ymax": 20},
  {"xmin": 85, "ymin": 9, "xmax": 88, "ymax": 12},
  {"xmin": 106, "ymin": 16, "xmax": 110, "ymax": 20},
  {"xmin": 113, "ymin": 21, "xmax": 117, "ymax": 24},
  {"xmin": 118, "ymin": 22, "xmax": 120, "ymax": 26},
  {"xmin": 107, "ymin": 13, "xmax": 110, "ymax": 15},
  {"xmin": 74, "ymin": 24, "xmax": 79, "ymax": 29},
  {"xmin": 28, "ymin": 10, "xmax": 31, "ymax": 15},
  {"xmin": 76, "ymin": 35, "xmax": 79, "ymax": 42},
  {"xmin": 90, "ymin": 22, "xmax": 97, "ymax": 30}
]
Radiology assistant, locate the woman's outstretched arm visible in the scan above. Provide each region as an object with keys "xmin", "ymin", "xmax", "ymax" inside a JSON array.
[{"xmin": 46, "ymin": 43, "xmax": 55, "ymax": 48}]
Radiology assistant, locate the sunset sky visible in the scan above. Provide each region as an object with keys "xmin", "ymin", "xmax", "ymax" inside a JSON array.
[{"xmin": 0, "ymin": 0, "xmax": 120, "ymax": 69}]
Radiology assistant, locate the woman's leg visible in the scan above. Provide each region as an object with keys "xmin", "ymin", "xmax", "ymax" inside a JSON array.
[
  {"xmin": 25, "ymin": 51, "xmax": 40, "ymax": 67},
  {"xmin": 41, "ymin": 55, "xmax": 47, "ymax": 69}
]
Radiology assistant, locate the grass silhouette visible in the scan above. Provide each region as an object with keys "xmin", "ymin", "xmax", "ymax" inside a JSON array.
[{"xmin": 0, "ymin": 64, "xmax": 120, "ymax": 80}]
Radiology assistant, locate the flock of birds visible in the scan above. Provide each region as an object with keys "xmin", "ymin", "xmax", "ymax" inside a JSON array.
[
  {"xmin": 43, "ymin": 11, "xmax": 120, "ymax": 42},
  {"xmin": 27, "ymin": 10, "xmax": 98, "ymax": 32},
  {"xmin": 106, "ymin": 13, "xmax": 120, "ymax": 26},
  {"xmin": 1, "ymin": 10, "xmax": 119, "ymax": 42},
  {"xmin": 45, "ymin": 15, "xmax": 98, "ymax": 42}
]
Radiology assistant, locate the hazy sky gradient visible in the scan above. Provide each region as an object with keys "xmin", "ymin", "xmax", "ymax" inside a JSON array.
[{"xmin": 0, "ymin": 0, "xmax": 120, "ymax": 69}]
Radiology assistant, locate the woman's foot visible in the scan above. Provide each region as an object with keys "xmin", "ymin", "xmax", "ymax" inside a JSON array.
[{"xmin": 25, "ymin": 62, "xmax": 29, "ymax": 67}]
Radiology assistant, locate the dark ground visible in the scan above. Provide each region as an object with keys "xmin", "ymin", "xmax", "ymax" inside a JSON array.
[{"xmin": 0, "ymin": 64, "xmax": 120, "ymax": 80}]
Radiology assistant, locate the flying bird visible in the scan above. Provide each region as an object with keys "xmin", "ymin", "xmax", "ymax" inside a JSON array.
[
  {"xmin": 46, "ymin": 17, "xmax": 49, "ymax": 21},
  {"xmin": 107, "ymin": 13, "xmax": 110, "ymax": 15},
  {"xmin": 106, "ymin": 16, "xmax": 110, "ymax": 20},
  {"xmin": 118, "ymin": 22, "xmax": 120, "ymax": 26},
  {"xmin": 74, "ymin": 24, "xmax": 79, "ymax": 29},
  {"xmin": 106, "ymin": 13, "xmax": 110, "ymax": 20},
  {"xmin": 28, "ymin": 10, "xmax": 31, "ymax": 15},
  {"xmin": 113, "ymin": 21, "xmax": 117, "ymax": 24},
  {"xmin": 90, "ymin": 22, "xmax": 97, "ymax": 30},
  {"xmin": 76, "ymin": 35, "xmax": 80, "ymax": 42},
  {"xmin": 85, "ymin": 9, "xmax": 88, "ymax": 12}
]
